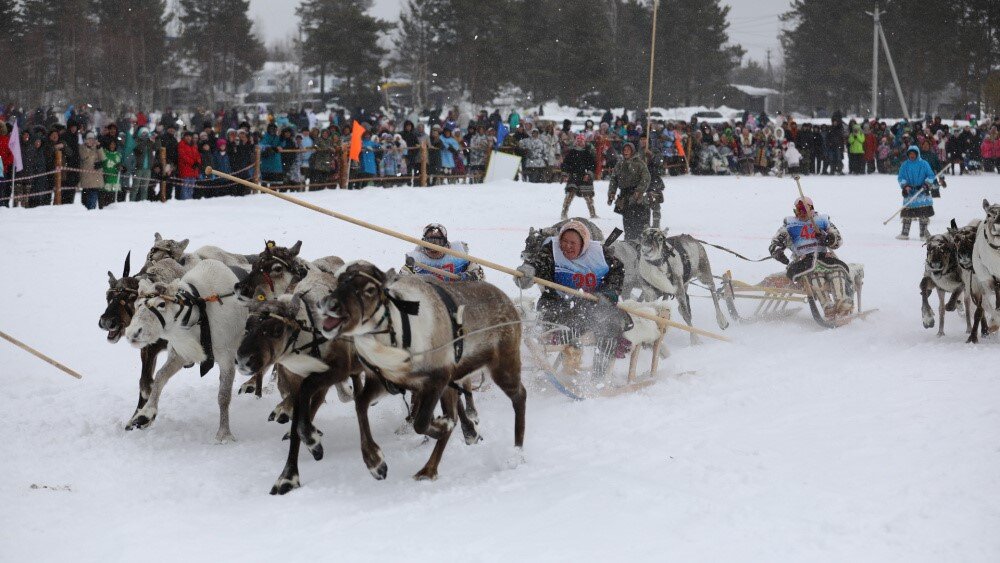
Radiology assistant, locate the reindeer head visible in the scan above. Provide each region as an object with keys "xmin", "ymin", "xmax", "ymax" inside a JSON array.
[
  {"xmin": 983, "ymin": 199, "xmax": 1000, "ymax": 244},
  {"xmin": 640, "ymin": 228, "xmax": 673, "ymax": 261},
  {"xmin": 236, "ymin": 240, "xmax": 305, "ymax": 302},
  {"xmin": 125, "ymin": 278, "xmax": 183, "ymax": 348},
  {"xmin": 923, "ymin": 234, "xmax": 956, "ymax": 275},
  {"xmin": 100, "ymin": 252, "xmax": 137, "ymax": 343},
  {"xmin": 144, "ymin": 232, "xmax": 189, "ymax": 267},
  {"xmin": 236, "ymin": 295, "xmax": 302, "ymax": 376},
  {"xmin": 317, "ymin": 261, "xmax": 390, "ymax": 339},
  {"xmin": 948, "ymin": 219, "xmax": 979, "ymax": 271}
]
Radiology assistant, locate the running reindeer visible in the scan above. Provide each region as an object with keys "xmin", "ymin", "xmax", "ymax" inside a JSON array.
[
  {"xmin": 317, "ymin": 261, "xmax": 527, "ymax": 481},
  {"xmin": 124, "ymin": 259, "xmax": 247, "ymax": 442},
  {"xmin": 919, "ymin": 233, "xmax": 970, "ymax": 337},
  {"xmin": 948, "ymin": 219, "xmax": 990, "ymax": 343},
  {"xmin": 972, "ymin": 200, "xmax": 1000, "ymax": 334}
]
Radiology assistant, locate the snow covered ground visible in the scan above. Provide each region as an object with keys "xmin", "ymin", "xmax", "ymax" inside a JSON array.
[{"xmin": 2, "ymin": 172, "xmax": 999, "ymax": 562}]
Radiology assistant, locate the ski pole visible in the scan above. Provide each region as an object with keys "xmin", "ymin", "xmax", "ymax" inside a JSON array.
[{"xmin": 882, "ymin": 186, "xmax": 928, "ymax": 225}]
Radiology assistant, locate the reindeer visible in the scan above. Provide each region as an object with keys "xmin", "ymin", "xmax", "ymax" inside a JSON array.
[
  {"xmin": 972, "ymin": 200, "xmax": 1000, "ymax": 333},
  {"xmin": 124, "ymin": 259, "xmax": 247, "ymax": 442},
  {"xmin": 317, "ymin": 262, "xmax": 526, "ymax": 481},
  {"xmin": 233, "ymin": 240, "xmax": 350, "ymax": 401},
  {"xmin": 949, "ymin": 219, "xmax": 989, "ymax": 343},
  {"xmin": 637, "ymin": 228, "xmax": 729, "ymax": 343},
  {"xmin": 234, "ymin": 240, "xmax": 344, "ymax": 303},
  {"xmin": 237, "ymin": 295, "xmax": 375, "ymax": 494},
  {"xmin": 143, "ymin": 232, "xmax": 254, "ymax": 272},
  {"xmin": 919, "ymin": 232, "xmax": 970, "ymax": 337},
  {"xmin": 100, "ymin": 252, "xmax": 190, "ymax": 425}
]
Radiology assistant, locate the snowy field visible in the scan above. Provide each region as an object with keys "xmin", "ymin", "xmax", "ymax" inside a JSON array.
[{"xmin": 2, "ymin": 172, "xmax": 999, "ymax": 562}]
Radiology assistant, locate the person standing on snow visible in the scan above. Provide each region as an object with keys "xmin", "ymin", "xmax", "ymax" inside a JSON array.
[
  {"xmin": 896, "ymin": 145, "xmax": 938, "ymax": 240},
  {"xmin": 607, "ymin": 142, "xmax": 651, "ymax": 242},
  {"xmin": 560, "ymin": 134, "xmax": 598, "ymax": 220}
]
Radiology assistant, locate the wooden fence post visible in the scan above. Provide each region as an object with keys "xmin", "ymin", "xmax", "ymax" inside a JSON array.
[
  {"xmin": 159, "ymin": 147, "xmax": 167, "ymax": 202},
  {"xmin": 340, "ymin": 143, "xmax": 350, "ymax": 189},
  {"xmin": 53, "ymin": 149, "xmax": 62, "ymax": 205},
  {"xmin": 253, "ymin": 145, "xmax": 262, "ymax": 187},
  {"xmin": 420, "ymin": 142, "xmax": 428, "ymax": 187}
]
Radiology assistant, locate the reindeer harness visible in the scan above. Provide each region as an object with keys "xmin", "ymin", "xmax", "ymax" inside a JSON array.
[{"xmin": 143, "ymin": 285, "xmax": 234, "ymax": 376}]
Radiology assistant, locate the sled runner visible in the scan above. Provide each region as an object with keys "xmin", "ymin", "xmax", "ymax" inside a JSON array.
[
  {"xmin": 518, "ymin": 300, "xmax": 670, "ymax": 400},
  {"xmin": 718, "ymin": 262, "xmax": 874, "ymax": 328}
]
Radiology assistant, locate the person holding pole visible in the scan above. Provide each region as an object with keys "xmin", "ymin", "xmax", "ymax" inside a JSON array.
[
  {"xmin": 402, "ymin": 223, "xmax": 484, "ymax": 282},
  {"xmin": 515, "ymin": 220, "xmax": 627, "ymax": 380},
  {"xmin": 895, "ymin": 145, "xmax": 937, "ymax": 240},
  {"xmin": 769, "ymin": 196, "xmax": 853, "ymax": 317}
]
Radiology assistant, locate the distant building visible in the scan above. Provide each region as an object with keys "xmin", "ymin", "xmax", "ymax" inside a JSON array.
[{"xmin": 728, "ymin": 84, "xmax": 781, "ymax": 114}]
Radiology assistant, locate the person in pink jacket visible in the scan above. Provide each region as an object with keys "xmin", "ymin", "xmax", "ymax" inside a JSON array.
[{"xmin": 980, "ymin": 127, "xmax": 999, "ymax": 173}]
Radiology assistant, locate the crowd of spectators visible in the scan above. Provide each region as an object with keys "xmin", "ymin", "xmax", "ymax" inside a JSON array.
[{"xmin": 0, "ymin": 102, "xmax": 996, "ymax": 211}]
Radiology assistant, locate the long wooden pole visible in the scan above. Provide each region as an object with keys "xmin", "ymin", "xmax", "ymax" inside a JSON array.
[
  {"xmin": 53, "ymin": 149, "xmax": 63, "ymax": 205},
  {"xmin": 1, "ymin": 330, "xmax": 83, "ymax": 379},
  {"xmin": 206, "ymin": 167, "xmax": 730, "ymax": 342}
]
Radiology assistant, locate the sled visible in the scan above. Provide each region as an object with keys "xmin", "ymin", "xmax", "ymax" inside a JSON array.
[
  {"xmin": 718, "ymin": 261, "xmax": 874, "ymax": 329},
  {"xmin": 520, "ymin": 307, "xmax": 670, "ymax": 401}
]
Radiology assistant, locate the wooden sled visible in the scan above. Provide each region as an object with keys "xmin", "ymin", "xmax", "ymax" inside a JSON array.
[
  {"xmin": 719, "ymin": 262, "xmax": 875, "ymax": 329},
  {"xmin": 521, "ymin": 306, "xmax": 670, "ymax": 401}
]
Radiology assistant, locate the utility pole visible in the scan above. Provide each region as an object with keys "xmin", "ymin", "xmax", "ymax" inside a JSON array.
[
  {"xmin": 866, "ymin": 2, "xmax": 910, "ymax": 119},
  {"xmin": 766, "ymin": 49, "xmax": 773, "ymax": 86},
  {"xmin": 866, "ymin": 3, "xmax": 882, "ymax": 117},
  {"xmin": 645, "ymin": 0, "xmax": 660, "ymax": 140}
]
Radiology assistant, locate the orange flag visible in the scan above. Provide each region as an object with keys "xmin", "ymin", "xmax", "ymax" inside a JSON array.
[{"xmin": 349, "ymin": 120, "xmax": 366, "ymax": 162}]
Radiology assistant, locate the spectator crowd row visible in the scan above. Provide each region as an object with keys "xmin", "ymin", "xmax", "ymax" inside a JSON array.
[{"xmin": 0, "ymin": 103, "xmax": 997, "ymax": 211}]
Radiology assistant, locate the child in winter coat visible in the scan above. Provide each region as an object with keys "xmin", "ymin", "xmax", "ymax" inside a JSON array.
[
  {"xmin": 100, "ymin": 138, "xmax": 122, "ymax": 209},
  {"xmin": 784, "ymin": 142, "xmax": 802, "ymax": 174},
  {"xmin": 876, "ymin": 137, "xmax": 891, "ymax": 173}
]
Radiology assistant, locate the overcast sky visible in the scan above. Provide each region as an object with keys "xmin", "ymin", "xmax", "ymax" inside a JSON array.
[{"xmin": 247, "ymin": 0, "xmax": 792, "ymax": 64}]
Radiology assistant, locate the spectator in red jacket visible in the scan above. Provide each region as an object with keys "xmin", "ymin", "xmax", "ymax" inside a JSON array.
[
  {"xmin": 177, "ymin": 130, "xmax": 201, "ymax": 200},
  {"xmin": 863, "ymin": 123, "xmax": 877, "ymax": 174},
  {"xmin": 0, "ymin": 122, "xmax": 14, "ymax": 207}
]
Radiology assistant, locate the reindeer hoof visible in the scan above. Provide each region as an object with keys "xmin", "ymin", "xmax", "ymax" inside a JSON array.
[
  {"xmin": 239, "ymin": 381, "xmax": 257, "ymax": 395},
  {"xmin": 269, "ymin": 475, "xmax": 300, "ymax": 495},
  {"xmin": 126, "ymin": 412, "xmax": 155, "ymax": 430},
  {"xmin": 282, "ymin": 430, "xmax": 290, "ymax": 441},
  {"xmin": 413, "ymin": 468, "xmax": 438, "ymax": 481},
  {"xmin": 464, "ymin": 432, "xmax": 484, "ymax": 446},
  {"xmin": 923, "ymin": 317, "xmax": 935, "ymax": 329},
  {"xmin": 267, "ymin": 411, "xmax": 276, "ymax": 422},
  {"xmin": 215, "ymin": 431, "xmax": 236, "ymax": 444},
  {"xmin": 369, "ymin": 461, "xmax": 388, "ymax": 480},
  {"xmin": 276, "ymin": 413, "xmax": 290, "ymax": 425},
  {"xmin": 309, "ymin": 443, "xmax": 324, "ymax": 461}
]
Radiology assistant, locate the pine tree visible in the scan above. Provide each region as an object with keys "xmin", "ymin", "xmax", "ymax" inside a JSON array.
[
  {"xmin": 92, "ymin": 0, "xmax": 172, "ymax": 108},
  {"xmin": 652, "ymin": 0, "xmax": 744, "ymax": 107},
  {"xmin": 394, "ymin": 0, "xmax": 451, "ymax": 109},
  {"xmin": 178, "ymin": 0, "xmax": 265, "ymax": 104},
  {"xmin": 297, "ymin": 0, "xmax": 392, "ymax": 108},
  {"xmin": 0, "ymin": 0, "xmax": 24, "ymax": 101}
]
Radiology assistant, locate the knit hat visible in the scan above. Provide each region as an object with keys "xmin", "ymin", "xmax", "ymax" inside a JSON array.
[
  {"xmin": 216, "ymin": 138, "xmax": 227, "ymax": 149},
  {"xmin": 558, "ymin": 220, "xmax": 591, "ymax": 253}
]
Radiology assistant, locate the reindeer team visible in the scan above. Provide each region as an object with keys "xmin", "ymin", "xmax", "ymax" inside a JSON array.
[{"xmin": 98, "ymin": 197, "xmax": 1000, "ymax": 495}]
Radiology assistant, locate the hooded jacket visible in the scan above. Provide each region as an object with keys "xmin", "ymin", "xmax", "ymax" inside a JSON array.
[{"xmin": 896, "ymin": 145, "xmax": 935, "ymax": 209}]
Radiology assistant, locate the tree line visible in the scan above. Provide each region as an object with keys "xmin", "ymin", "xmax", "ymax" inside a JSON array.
[
  {"xmin": 0, "ymin": 0, "xmax": 264, "ymax": 110},
  {"xmin": 781, "ymin": 0, "xmax": 1000, "ymax": 116},
  {"xmin": 1, "ymin": 0, "xmax": 995, "ymax": 116}
]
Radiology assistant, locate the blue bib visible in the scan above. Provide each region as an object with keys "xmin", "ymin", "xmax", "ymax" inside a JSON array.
[
  {"xmin": 784, "ymin": 214, "xmax": 831, "ymax": 257},
  {"xmin": 549, "ymin": 237, "xmax": 609, "ymax": 293},
  {"xmin": 407, "ymin": 242, "xmax": 471, "ymax": 280}
]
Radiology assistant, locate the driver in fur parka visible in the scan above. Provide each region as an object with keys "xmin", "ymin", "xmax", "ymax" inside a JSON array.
[
  {"xmin": 769, "ymin": 196, "xmax": 853, "ymax": 316},
  {"xmin": 515, "ymin": 220, "xmax": 627, "ymax": 379}
]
